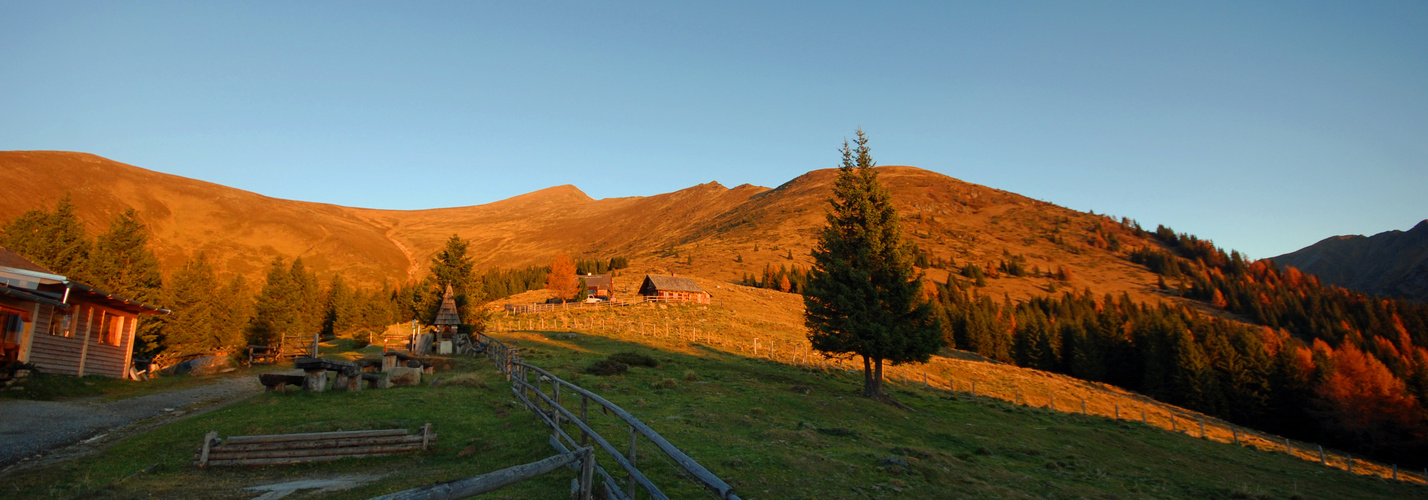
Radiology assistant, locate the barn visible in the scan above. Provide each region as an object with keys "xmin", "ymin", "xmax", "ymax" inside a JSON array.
[
  {"xmin": 0, "ymin": 247, "xmax": 168, "ymax": 379},
  {"xmin": 637, "ymin": 275, "xmax": 710, "ymax": 304}
]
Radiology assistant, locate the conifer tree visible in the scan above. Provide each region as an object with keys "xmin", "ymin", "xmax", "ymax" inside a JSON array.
[
  {"xmin": 804, "ymin": 129, "xmax": 940, "ymax": 402},
  {"xmin": 0, "ymin": 195, "xmax": 92, "ymax": 279},
  {"xmin": 91, "ymin": 208, "xmax": 165, "ymax": 355},
  {"xmin": 248, "ymin": 257, "xmax": 300, "ymax": 348},
  {"xmin": 161, "ymin": 253, "xmax": 220, "ymax": 354}
]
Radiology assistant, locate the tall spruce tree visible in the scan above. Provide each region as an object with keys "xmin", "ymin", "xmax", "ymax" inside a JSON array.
[
  {"xmin": 91, "ymin": 208, "xmax": 165, "ymax": 356},
  {"xmin": 803, "ymin": 129, "xmax": 940, "ymax": 401},
  {"xmin": 161, "ymin": 253, "xmax": 220, "ymax": 354},
  {"xmin": 248, "ymin": 257, "xmax": 299, "ymax": 348},
  {"xmin": 427, "ymin": 234, "xmax": 479, "ymax": 330}
]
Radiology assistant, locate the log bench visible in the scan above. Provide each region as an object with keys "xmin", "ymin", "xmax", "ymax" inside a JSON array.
[
  {"xmin": 382, "ymin": 351, "xmax": 436, "ymax": 374},
  {"xmin": 259, "ymin": 358, "xmax": 391, "ymax": 392},
  {"xmin": 258, "ymin": 373, "xmax": 307, "ymax": 392},
  {"xmin": 195, "ymin": 424, "xmax": 434, "ymax": 467}
]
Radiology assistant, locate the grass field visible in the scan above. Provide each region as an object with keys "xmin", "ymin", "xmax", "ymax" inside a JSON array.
[{"xmin": 5, "ymin": 297, "xmax": 1425, "ymax": 499}]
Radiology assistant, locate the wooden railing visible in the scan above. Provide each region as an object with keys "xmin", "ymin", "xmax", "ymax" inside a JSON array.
[
  {"xmin": 504, "ymin": 300, "xmax": 635, "ymax": 314},
  {"xmin": 474, "ymin": 332, "xmax": 741, "ymax": 500}
]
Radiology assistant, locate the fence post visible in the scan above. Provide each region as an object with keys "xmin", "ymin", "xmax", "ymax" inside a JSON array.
[
  {"xmin": 1171, "ymin": 415, "xmax": 1177, "ymax": 432},
  {"xmin": 1114, "ymin": 404, "xmax": 1120, "ymax": 420},
  {"xmin": 1049, "ymin": 392, "xmax": 1055, "ymax": 410},
  {"xmin": 627, "ymin": 425, "xmax": 638, "ymax": 499},
  {"xmin": 1231, "ymin": 428, "xmax": 1239, "ymax": 446},
  {"xmin": 1198, "ymin": 416, "xmax": 1205, "ymax": 439},
  {"xmin": 1393, "ymin": 464, "xmax": 1398, "ymax": 481},
  {"xmin": 1318, "ymin": 445, "xmax": 1326, "ymax": 465},
  {"xmin": 578, "ymin": 446, "xmax": 595, "ymax": 500},
  {"xmin": 1347, "ymin": 455, "xmax": 1353, "ymax": 473},
  {"xmin": 1285, "ymin": 438, "xmax": 1291, "ymax": 455},
  {"xmin": 580, "ymin": 396, "xmax": 590, "ymax": 447},
  {"xmin": 1081, "ymin": 398, "xmax": 1087, "ymax": 415},
  {"xmin": 972, "ymin": 381, "xmax": 977, "ymax": 396},
  {"xmin": 1141, "ymin": 411, "xmax": 1147, "ymax": 425}
]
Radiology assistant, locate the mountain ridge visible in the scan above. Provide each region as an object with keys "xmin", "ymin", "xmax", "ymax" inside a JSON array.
[
  {"xmin": 0, "ymin": 151, "xmax": 1172, "ymax": 308},
  {"xmin": 1272, "ymin": 220, "xmax": 1428, "ymax": 302}
]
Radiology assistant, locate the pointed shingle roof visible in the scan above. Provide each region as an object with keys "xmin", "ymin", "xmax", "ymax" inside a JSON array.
[{"xmin": 433, "ymin": 284, "xmax": 462, "ymax": 326}]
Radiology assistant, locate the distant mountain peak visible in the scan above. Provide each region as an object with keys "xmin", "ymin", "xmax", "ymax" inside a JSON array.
[{"xmin": 1272, "ymin": 221, "xmax": 1428, "ymax": 302}]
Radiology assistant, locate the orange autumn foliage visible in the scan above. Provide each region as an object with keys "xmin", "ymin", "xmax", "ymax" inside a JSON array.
[
  {"xmin": 1315, "ymin": 342, "xmax": 1421, "ymax": 448},
  {"xmin": 545, "ymin": 252, "xmax": 577, "ymax": 300}
]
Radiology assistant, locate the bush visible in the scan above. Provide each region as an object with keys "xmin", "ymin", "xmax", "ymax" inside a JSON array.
[
  {"xmin": 351, "ymin": 331, "xmax": 372, "ymax": 350},
  {"xmin": 652, "ymin": 378, "xmax": 678, "ymax": 390},
  {"xmin": 608, "ymin": 351, "xmax": 659, "ymax": 368},
  {"xmin": 585, "ymin": 360, "xmax": 628, "ymax": 376}
]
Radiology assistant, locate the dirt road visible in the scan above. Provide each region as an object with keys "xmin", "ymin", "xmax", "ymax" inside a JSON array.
[{"xmin": 0, "ymin": 376, "xmax": 262, "ymax": 472}]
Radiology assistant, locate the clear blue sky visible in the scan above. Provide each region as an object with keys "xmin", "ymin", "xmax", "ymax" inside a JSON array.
[{"xmin": 2, "ymin": 1, "xmax": 1424, "ymax": 259}]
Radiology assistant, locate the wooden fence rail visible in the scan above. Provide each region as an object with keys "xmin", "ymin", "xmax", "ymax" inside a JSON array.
[
  {"xmin": 370, "ymin": 446, "xmax": 595, "ymax": 500},
  {"xmin": 474, "ymin": 332, "xmax": 742, "ymax": 500}
]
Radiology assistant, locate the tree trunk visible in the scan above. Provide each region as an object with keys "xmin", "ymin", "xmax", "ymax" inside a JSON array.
[{"xmin": 862, "ymin": 355, "xmax": 874, "ymax": 396}]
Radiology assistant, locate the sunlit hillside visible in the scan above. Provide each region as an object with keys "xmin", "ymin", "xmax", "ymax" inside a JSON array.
[{"xmin": 1, "ymin": 151, "xmax": 1181, "ymax": 311}]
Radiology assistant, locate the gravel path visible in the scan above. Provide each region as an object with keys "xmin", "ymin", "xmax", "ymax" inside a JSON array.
[{"xmin": 0, "ymin": 376, "xmax": 262, "ymax": 469}]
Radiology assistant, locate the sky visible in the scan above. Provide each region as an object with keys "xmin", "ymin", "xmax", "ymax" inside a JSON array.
[{"xmin": 2, "ymin": 1, "xmax": 1425, "ymax": 260}]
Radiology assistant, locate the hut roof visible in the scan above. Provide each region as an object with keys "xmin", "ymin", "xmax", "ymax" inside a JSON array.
[
  {"xmin": 640, "ymin": 275, "xmax": 706, "ymax": 294},
  {"xmin": 433, "ymin": 284, "xmax": 462, "ymax": 326},
  {"xmin": 0, "ymin": 246, "xmax": 55, "ymax": 274},
  {"xmin": 580, "ymin": 274, "xmax": 612, "ymax": 289}
]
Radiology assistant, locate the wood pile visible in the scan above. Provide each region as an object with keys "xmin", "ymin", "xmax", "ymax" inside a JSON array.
[{"xmin": 195, "ymin": 424, "xmax": 434, "ymax": 467}]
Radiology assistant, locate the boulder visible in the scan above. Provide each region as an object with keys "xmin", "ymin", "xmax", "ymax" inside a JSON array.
[
  {"xmin": 388, "ymin": 366, "xmax": 423, "ymax": 386},
  {"xmin": 177, "ymin": 356, "xmax": 235, "ymax": 376}
]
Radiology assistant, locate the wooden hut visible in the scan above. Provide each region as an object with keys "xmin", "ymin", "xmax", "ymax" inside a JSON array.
[
  {"xmin": 638, "ymin": 275, "xmax": 710, "ymax": 304},
  {"xmin": 580, "ymin": 273, "xmax": 613, "ymax": 300},
  {"xmin": 0, "ymin": 247, "xmax": 167, "ymax": 379}
]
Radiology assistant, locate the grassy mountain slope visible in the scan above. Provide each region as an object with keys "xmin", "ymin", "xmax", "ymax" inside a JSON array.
[{"xmin": 1, "ymin": 151, "xmax": 1176, "ymax": 311}]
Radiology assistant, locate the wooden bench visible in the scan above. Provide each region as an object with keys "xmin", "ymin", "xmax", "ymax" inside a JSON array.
[{"xmin": 195, "ymin": 424, "xmax": 434, "ymax": 467}]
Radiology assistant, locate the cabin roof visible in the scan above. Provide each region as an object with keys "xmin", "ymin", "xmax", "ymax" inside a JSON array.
[
  {"xmin": 580, "ymin": 274, "xmax": 612, "ymax": 289},
  {"xmin": 0, "ymin": 246, "xmax": 56, "ymax": 274},
  {"xmin": 0, "ymin": 246, "xmax": 167, "ymax": 314},
  {"xmin": 640, "ymin": 275, "xmax": 705, "ymax": 294}
]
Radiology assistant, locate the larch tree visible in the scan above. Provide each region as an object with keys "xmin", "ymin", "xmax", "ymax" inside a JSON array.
[
  {"xmin": 546, "ymin": 252, "xmax": 577, "ymax": 301},
  {"xmin": 803, "ymin": 129, "xmax": 941, "ymax": 402}
]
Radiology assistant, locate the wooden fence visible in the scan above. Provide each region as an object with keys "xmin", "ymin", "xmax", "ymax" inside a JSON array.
[
  {"xmin": 486, "ymin": 308, "xmax": 1428, "ymax": 488},
  {"xmin": 474, "ymin": 331, "xmax": 742, "ymax": 500}
]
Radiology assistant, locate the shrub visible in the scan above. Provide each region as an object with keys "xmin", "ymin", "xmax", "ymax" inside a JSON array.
[
  {"xmin": 652, "ymin": 378, "xmax": 678, "ymax": 390},
  {"xmin": 585, "ymin": 360, "xmax": 628, "ymax": 376},
  {"xmin": 682, "ymin": 369, "xmax": 700, "ymax": 382},
  {"xmin": 608, "ymin": 351, "xmax": 659, "ymax": 368}
]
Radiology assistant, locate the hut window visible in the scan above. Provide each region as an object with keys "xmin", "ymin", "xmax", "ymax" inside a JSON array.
[
  {"xmin": 1, "ymin": 311, "xmax": 22, "ymax": 345},
  {"xmin": 98, "ymin": 312, "xmax": 125, "ymax": 346},
  {"xmin": 48, "ymin": 310, "xmax": 72, "ymax": 337}
]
